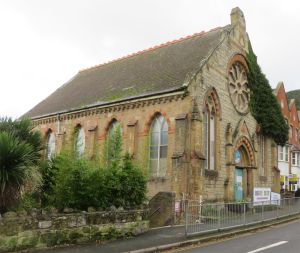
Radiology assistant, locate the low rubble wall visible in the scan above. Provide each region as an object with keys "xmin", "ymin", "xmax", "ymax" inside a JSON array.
[{"xmin": 0, "ymin": 208, "xmax": 149, "ymax": 252}]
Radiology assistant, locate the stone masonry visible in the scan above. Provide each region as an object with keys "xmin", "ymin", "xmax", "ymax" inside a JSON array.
[{"xmin": 29, "ymin": 8, "xmax": 279, "ymax": 203}]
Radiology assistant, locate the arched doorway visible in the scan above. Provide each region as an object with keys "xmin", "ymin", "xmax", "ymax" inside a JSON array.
[{"xmin": 234, "ymin": 138, "xmax": 255, "ymax": 201}]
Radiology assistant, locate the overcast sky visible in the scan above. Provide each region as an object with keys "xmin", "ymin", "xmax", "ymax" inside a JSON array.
[{"xmin": 1, "ymin": 0, "xmax": 299, "ymax": 118}]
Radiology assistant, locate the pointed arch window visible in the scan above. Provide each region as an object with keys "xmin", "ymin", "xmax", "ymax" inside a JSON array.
[
  {"xmin": 150, "ymin": 114, "xmax": 168, "ymax": 177},
  {"xmin": 203, "ymin": 108, "xmax": 209, "ymax": 169},
  {"xmin": 203, "ymin": 95, "xmax": 217, "ymax": 170},
  {"xmin": 46, "ymin": 130, "xmax": 55, "ymax": 160},
  {"xmin": 259, "ymin": 135, "xmax": 265, "ymax": 175},
  {"xmin": 108, "ymin": 120, "xmax": 120, "ymax": 136},
  {"xmin": 107, "ymin": 120, "xmax": 122, "ymax": 162},
  {"xmin": 75, "ymin": 126, "xmax": 85, "ymax": 157}
]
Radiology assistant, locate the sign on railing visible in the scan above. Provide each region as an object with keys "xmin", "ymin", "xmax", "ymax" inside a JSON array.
[
  {"xmin": 253, "ymin": 187, "xmax": 271, "ymax": 205},
  {"xmin": 271, "ymin": 192, "xmax": 281, "ymax": 205}
]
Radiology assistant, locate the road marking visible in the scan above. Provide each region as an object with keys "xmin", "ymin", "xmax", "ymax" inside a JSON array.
[{"xmin": 246, "ymin": 241, "xmax": 288, "ymax": 253}]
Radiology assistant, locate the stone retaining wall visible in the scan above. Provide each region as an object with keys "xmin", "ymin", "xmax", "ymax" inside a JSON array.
[{"xmin": 0, "ymin": 209, "xmax": 149, "ymax": 252}]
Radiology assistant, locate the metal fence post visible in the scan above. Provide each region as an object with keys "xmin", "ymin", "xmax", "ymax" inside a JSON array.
[
  {"xmin": 276, "ymin": 199, "xmax": 279, "ymax": 218},
  {"xmin": 243, "ymin": 202, "xmax": 246, "ymax": 225},
  {"xmin": 218, "ymin": 205, "xmax": 221, "ymax": 229},
  {"xmin": 185, "ymin": 200, "xmax": 188, "ymax": 237},
  {"xmin": 288, "ymin": 198, "xmax": 291, "ymax": 216},
  {"xmin": 261, "ymin": 201, "xmax": 264, "ymax": 221}
]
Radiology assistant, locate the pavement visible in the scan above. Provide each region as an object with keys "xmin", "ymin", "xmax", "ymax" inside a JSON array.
[{"xmin": 36, "ymin": 215, "xmax": 300, "ymax": 253}]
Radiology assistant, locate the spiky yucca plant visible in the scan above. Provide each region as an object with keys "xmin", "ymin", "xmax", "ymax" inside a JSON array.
[{"xmin": 0, "ymin": 119, "xmax": 42, "ymax": 212}]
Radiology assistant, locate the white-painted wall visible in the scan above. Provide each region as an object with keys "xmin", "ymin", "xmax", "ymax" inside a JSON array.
[{"xmin": 278, "ymin": 161, "xmax": 289, "ymax": 190}]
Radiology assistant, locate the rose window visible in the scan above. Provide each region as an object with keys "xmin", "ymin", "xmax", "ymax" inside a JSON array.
[{"xmin": 228, "ymin": 61, "xmax": 250, "ymax": 114}]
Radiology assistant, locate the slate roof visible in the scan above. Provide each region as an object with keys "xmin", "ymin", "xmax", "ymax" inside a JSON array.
[{"xmin": 24, "ymin": 27, "xmax": 225, "ymax": 119}]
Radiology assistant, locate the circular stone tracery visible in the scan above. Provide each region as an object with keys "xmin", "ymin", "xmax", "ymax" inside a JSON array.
[{"xmin": 228, "ymin": 61, "xmax": 250, "ymax": 114}]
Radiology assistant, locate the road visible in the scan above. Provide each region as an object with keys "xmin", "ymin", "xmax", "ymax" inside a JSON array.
[{"xmin": 176, "ymin": 220, "xmax": 300, "ymax": 253}]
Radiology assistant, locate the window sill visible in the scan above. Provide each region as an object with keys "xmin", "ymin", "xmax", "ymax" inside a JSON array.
[{"xmin": 204, "ymin": 169, "xmax": 218, "ymax": 179}]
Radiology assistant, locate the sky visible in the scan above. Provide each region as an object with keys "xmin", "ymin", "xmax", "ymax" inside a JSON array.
[{"xmin": 1, "ymin": 0, "xmax": 300, "ymax": 118}]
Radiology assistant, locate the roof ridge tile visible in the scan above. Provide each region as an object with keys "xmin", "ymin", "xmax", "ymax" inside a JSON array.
[{"xmin": 79, "ymin": 27, "xmax": 221, "ymax": 73}]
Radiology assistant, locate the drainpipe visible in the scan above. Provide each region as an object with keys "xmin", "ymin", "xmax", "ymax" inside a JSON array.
[
  {"xmin": 56, "ymin": 114, "xmax": 61, "ymax": 135},
  {"xmin": 186, "ymin": 108, "xmax": 192, "ymax": 199}
]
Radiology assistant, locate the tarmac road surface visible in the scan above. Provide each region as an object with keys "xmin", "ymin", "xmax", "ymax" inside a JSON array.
[{"xmin": 176, "ymin": 219, "xmax": 300, "ymax": 253}]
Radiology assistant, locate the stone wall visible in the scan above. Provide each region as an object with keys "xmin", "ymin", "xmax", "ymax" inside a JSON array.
[{"xmin": 0, "ymin": 209, "xmax": 149, "ymax": 252}]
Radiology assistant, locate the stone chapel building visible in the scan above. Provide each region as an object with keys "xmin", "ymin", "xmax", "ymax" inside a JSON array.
[{"xmin": 24, "ymin": 8, "xmax": 280, "ymax": 202}]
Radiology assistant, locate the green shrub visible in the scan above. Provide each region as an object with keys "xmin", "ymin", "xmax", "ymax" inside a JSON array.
[
  {"xmin": 40, "ymin": 160, "xmax": 57, "ymax": 206},
  {"xmin": 118, "ymin": 154, "xmax": 147, "ymax": 208},
  {"xmin": 103, "ymin": 124, "xmax": 123, "ymax": 167},
  {"xmin": 40, "ymin": 121, "xmax": 146, "ymax": 211},
  {"xmin": 48, "ymin": 154, "xmax": 103, "ymax": 210},
  {"xmin": 43, "ymin": 153, "xmax": 146, "ymax": 210},
  {"xmin": 15, "ymin": 193, "xmax": 40, "ymax": 211}
]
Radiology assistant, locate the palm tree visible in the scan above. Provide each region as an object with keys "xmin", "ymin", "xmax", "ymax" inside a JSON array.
[
  {"xmin": 0, "ymin": 118, "xmax": 42, "ymax": 212},
  {"xmin": 0, "ymin": 117, "xmax": 43, "ymax": 163}
]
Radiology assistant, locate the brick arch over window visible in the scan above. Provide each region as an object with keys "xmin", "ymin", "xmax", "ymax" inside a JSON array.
[
  {"xmin": 144, "ymin": 110, "xmax": 172, "ymax": 134},
  {"xmin": 235, "ymin": 136, "xmax": 256, "ymax": 166},
  {"xmin": 227, "ymin": 53, "xmax": 249, "ymax": 73},
  {"xmin": 104, "ymin": 117, "xmax": 121, "ymax": 134},
  {"xmin": 45, "ymin": 128, "xmax": 53, "ymax": 140},
  {"xmin": 203, "ymin": 87, "xmax": 222, "ymax": 119}
]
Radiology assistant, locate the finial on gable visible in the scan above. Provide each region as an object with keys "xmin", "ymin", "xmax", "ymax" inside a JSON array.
[
  {"xmin": 230, "ymin": 7, "xmax": 247, "ymax": 49},
  {"xmin": 231, "ymin": 7, "xmax": 246, "ymax": 30}
]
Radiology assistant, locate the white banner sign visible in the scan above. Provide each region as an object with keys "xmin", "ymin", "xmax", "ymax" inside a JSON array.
[
  {"xmin": 253, "ymin": 187, "xmax": 271, "ymax": 205},
  {"xmin": 271, "ymin": 192, "xmax": 281, "ymax": 205}
]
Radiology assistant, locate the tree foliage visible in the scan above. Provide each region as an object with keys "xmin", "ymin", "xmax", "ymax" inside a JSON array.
[
  {"xmin": 287, "ymin": 89, "xmax": 300, "ymax": 108},
  {"xmin": 44, "ymin": 153, "xmax": 146, "ymax": 210},
  {"xmin": 48, "ymin": 154, "xmax": 105, "ymax": 209},
  {"xmin": 0, "ymin": 118, "xmax": 42, "ymax": 212},
  {"xmin": 246, "ymin": 43, "xmax": 289, "ymax": 145},
  {"xmin": 103, "ymin": 124, "xmax": 122, "ymax": 166},
  {"xmin": 42, "ymin": 127, "xmax": 146, "ymax": 210}
]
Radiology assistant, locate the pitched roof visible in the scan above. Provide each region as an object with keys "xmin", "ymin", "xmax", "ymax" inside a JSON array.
[{"xmin": 24, "ymin": 27, "xmax": 225, "ymax": 119}]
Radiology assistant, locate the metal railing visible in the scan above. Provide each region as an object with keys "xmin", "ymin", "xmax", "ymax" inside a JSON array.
[{"xmin": 185, "ymin": 197, "xmax": 300, "ymax": 236}]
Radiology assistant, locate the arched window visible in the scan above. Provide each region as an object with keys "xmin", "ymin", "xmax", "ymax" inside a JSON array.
[
  {"xmin": 108, "ymin": 120, "xmax": 120, "ymax": 136},
  {"xmin": 203, "ymin": 94, "xmax": 217, "ymax": 170},
  {"xmin": 150, "ymin": 114, "xmax": 168, "ymax": 177},
  {"xmin": 107, "ymin": 120, "xmax": 122, "ymax": 162},
  {"xmin": 210, "ymin": 111, "xmax": 215, "ymax": 170},
  {"xmin": 46, "ymin": 130, "xmax": 55, "ymax": 160},
  {"xmin": 203, "ymin": 108, "xmax": 209, "ymax": 169},
  {"xmin": 75, "ymin": 126, "xmax": 85, "ymax": 156}
]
